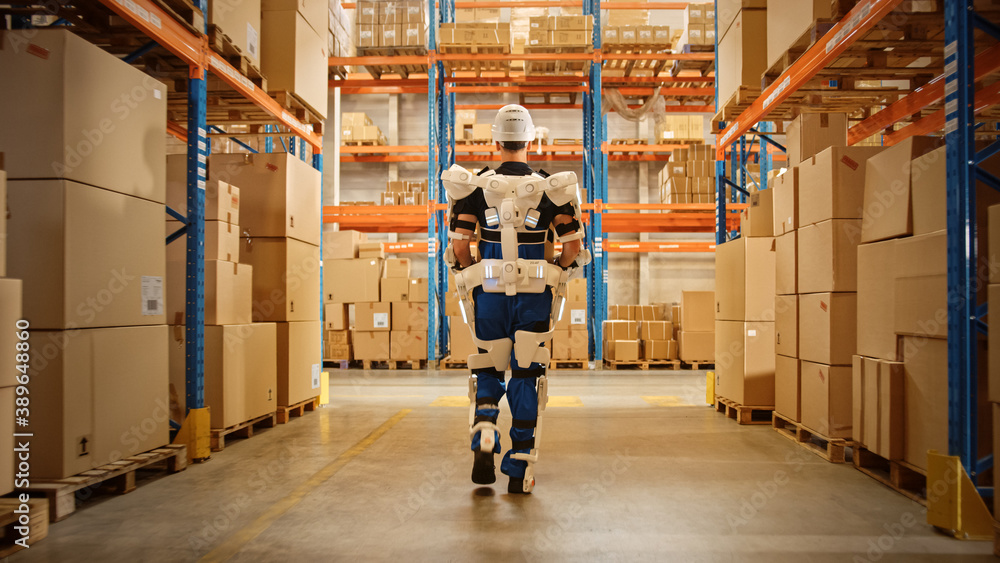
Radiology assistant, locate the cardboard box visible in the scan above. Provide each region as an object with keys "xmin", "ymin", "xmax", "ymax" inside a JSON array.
[
  {"xmin": 408, "ymin": 278, "xmax": 428, "ymax": 302},
  {"xmin": 392, "ymin": 302, "xmax": 428, "ymax": 331},
  {"xmin": 715, "ymin": 321, "xmax": 774, "ymax": 406},
  {"xmin": 0, "ymin": 168, "xmax": 5, "ymax": 276},
  {"xmin": 29, "ymin": 325, "xmax": 168, "ymax": 479},
  {"xmin": 556, "ymin": 301, "xmax": 588, "ymax": 330},
  {"xmin": 686, "ymin": 3, "xmax": 707, "ymax": 23},
  {"xmin": 715, "ymin": 237, "xmax": 776, "ymax": 322},
  {"xmin": 717, "ymin": 9, "xmax": 767, "ymax": 110},
  {"xmin": 775, "ymin": 231, "xmax": 797, "ymax": 295},
  {"xmin": 358, "ymin": 241, "xmax": 385, "ymax": 259},
  {"xmin": 553, "ymin": 328, "xmax": 589, "ymax": 360},
  {"xmin": 992, "ymin": 286, "xmax": 1000, "ymax": 401},
  {"xmin": 894, "ymin": 230, "xmax": 947, "ymax": 339},
  {"xmin": 7, "ymin": 180, "xmax": 166, "ymax": 329},
  {"xmin": 766, "ymin": 0, "xmax": 839, "ymax": 68},
  {"xmin": 357, "ymin": 1, "xmax": 377, "ymax": 24},
  {"xmin": 277, "ymin": 321, "xmax": 321, "ymax": 406},
  {"xmin": 687, "ymin": 24, "xmax": 706, "ymax": 45},
  {"xmin": 357, "ymin": 24, "xmax": 377, "ymax": 47},
  {"xmin": 211, "ymin": 0, "xmax": 262, "ymax": 65},
  {"xmin": 260, "ymin": 10, "xmax": 329, "ymax": 118},
  {"xmin": 606, "ymin": 340, "xmax": 639, "ymax": 362},
  {"xmin": 167, "ymin": 156, "xmax": 240, "ymax": 223},
  {"xmin": 325, "ymin": 342, "xmax": 352, "ymax": 360},
  {"xmin": 356, "ymin": 302, "xmax": 392, "ymax": 331},
  {"xmin": 609, "ymin": 304, "xmax": 635, "ymax": 321},
  {"xmin": 262, "ymin": 0, "xmax": 326, "ymax": 36},
  {"xmin": 775, "ymin": 355, "xmax": 801, "ymax": 422},
  {"xmin": 717, "ymin": 0, "xmax": 767, "ymax": 38},
  {"xmin": 603, "ymin": 320, "xmax": 638, "ymax": 341},
  {"xmin": 852, "ymin": 356, "xmax": 865, "ymax": 446},
  {"xmin": 798, "ymin": 292, "xmax": 857, "ymax": 366},
  {"xmin": 679, "ymin": 330, "xmax": 715, "ymax": 362},
  {"xmin": 774, "ymin": 294, "xmax": 798, "ymax": 358},
  {"xmin": 240, "ymin": 237, "xmax": 321, "ymax": 322},
  {"xmin": 324, "ymin": 303, "xmax": 348, "ymax": 331},
  {"xmin": 325, "ymin": 329, "xmax": 351, "ymax": 345},
  {"xmin": 680, "ymin": 291, "xmax": 714, "ymax": 331},
  {"xmin": 877, "ymin": 360, "xmax": 905, "ymax": 460},
  {"xmin": 167, "ymin": 260, "xmax": 252, "ymax": 326},
  {"xmin": 863, "ymin": 356, "xmax": 880, "ymax": 450},
  {"xmin": 381, "ymin": 24, "xmax": 401, "ymax": 47},
  {"xmin": 449, "ymin": 316, "xmax": 477, "ymax": 359},
  {"xmin": 798, "ymin": 146, "xmax": 886, "ymax": 227},
  {"xmin": 640, "ymin": 321, "xmax": 673, "ymax": 341},
  {"xmin": 166, "ymin": 220, "xmax": 240, "ymax": 263},
  {"xmin": 861, "ymin": 136, "xmax": 946, "ymax": 244},
  {"xmin": 797, "ymin": 219, "xmax": 861, "ymax": 294},
  {"xmin": 381, "ymin": 278, "xmax": 410, "ymax": 302},
  {"xmin": 642, "ymin": 339, "xmax": 676, "ymax": 361},
  {"xmin": 771, "ymin": 168, "xmax": 798, "ymax": 235},
  {"xmin": 0, "ymin": 30, "xmax": 167, "ymax": 203},
  {"xmin": 741, "ymin": 190, "xmax": 774, "ymax": 237},
  {"xmin": 786, "ymin": 114, "xmax": 848, "ymax": 168},
  {"xmin": 209, "ymin": 153, "xmax": 321, "ymax": 245},
  {"xmin": 323, "ymin": 258, "xmax": 382, "ymax": 303},
  {"xmin": 322, "ymin": 230, "xmax": 367, "ymax": 260},
  {"xmin": 404, "ymin": 23, "xmax": 424, "ymax": 46},
  {"xmin": 0, "ymin": 278, "xmax": 22, "ymax": 387},
  {"xmin": 391, "ymin": 330, "xmax": 427, "ymax": 360},
  {"xmin": 911, "ymin": 146, "xmax": 948, "ymax": 236},
  {"xmin": 800, "ymin": 361, "xmax": 852, "ymax": 438},
  {"xmin": 857, "ymin": 239, "xmax": 898, "ymax": 360},
  {"xmin": 901, "ymin": 336, "xmax": 948, "ymax": 471}
]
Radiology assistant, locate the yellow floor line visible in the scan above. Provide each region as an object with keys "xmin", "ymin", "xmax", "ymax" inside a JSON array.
[
  {"xmin": 642, "ymin": 396, "xmax": 696, "ymax": 407},
  {"xmin": 199, "ymin": 409, "xmax": 411, "ymax": 562}
]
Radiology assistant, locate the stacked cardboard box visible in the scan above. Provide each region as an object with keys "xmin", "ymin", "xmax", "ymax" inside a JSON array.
[
  {"xmin": 322, "ymin": 229, "xmax": 368, "ymax": 359},
  {"xmin": 439, "ymin": 22, "xmax": 513, "ymax": 50},
  {"xmin": 653, "ymin": 115, "xmax": 704, "ymax": 143},
  {"xmin": 681, "ymin": 2, "xmax": 716, "ymax": 48},
  {"xmin": 0, "ymin": 31, "xmax": 170, "ymax": 479},
  {"xmin": 210, "ymin": 153, "xmax": 323, "ymax": 408},
  {"xmin": 552, "ymin": 279, "xmax": 589, "ymax": 361},
  {"xmin": 380, "ymin": 180, "xmax": 429, "ymax": 206},
  {"xmin": 356, "ymin": 0, "xmax": 426, "ymax": 49},
  {"xmin": 208, "ymin": 0, "xmax": 261, "ymax": 69},
  {"xmin": 658, "ymin": 146, "xmax": 715, "ymax": 205},
  {"xmin": 342, "ymin": 112, "xmax": 388, "ymax": 144},
  {"xmin": 606, "ymin": 0, "xmax": 648, "ymax": 27},
  {"xmin": 677, "ymin": 291, "xmax": 713, "ymax": 362},
  {"xmin": 717, "ymin": 3, "xmax": 765, "ymax": 106},
  {"xmin": 0, "ymin": 156, "xmax": 22, "ymax": 495},
  {"xmin": 329, "ymin": 0, "xmax": 356, "ymax": 58},
  {"xmin": 604, "ymin": 303, "xmax": 672, "ymax": 362},
  {"xmin": 261, "ymin": 0, "xmax": 329, "ymax": 119},
  {"xmin": 602, "ymin": 25, "xmax": 671, "ymax": 49},
  {"xmin": 525, "ymin": 15, "xmax": 594, "ymax": 48}
]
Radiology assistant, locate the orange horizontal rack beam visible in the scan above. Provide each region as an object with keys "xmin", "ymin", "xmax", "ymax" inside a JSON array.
[
  {"xmin": 604, "ymin": 240, "xmax": 717, "ymax": 253},
  {"xmin": 97, "ymin": 0, "xmax": 323, "ymax": 150},
  {"xmin": 328, "ymin": 51, "xmax": 711, "ymax": 67},
  {"xmin": 885, "ymin": 81, "xmax": 1000, "ymax": 145},
  {"xmin": 341, "ymin": 1, "xmax": 690, "ymax": 7}
]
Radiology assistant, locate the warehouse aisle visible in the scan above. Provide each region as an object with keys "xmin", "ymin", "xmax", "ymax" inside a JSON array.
[{"xmin": 10, "ymin": 371, "xmax": 995, "ymax": 562}]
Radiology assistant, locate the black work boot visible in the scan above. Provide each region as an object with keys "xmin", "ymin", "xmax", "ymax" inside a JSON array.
[
  {"xmin": 472, "ymin": 448, "xmax": 496, "ymax": 485},
  {"xmin": 508, "ymin": 477, "xmax": 531, "ymax": 494}
]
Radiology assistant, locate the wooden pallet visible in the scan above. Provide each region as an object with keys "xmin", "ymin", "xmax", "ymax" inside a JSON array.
[
  {"xmin": 523, "ymin": 45, "xmax": 592, "ymax": 76},
  {"xmin": 210, "ymin": 412, "xmax": 277, "ymax": 452},
  {"xmin": 361, "ymin": 359, "xmax": 434, "ymax": 370},
  {"xmin": 356, "ymin": 46, "xmax": 429, "ymax": 79},
  {"xmin": 151, "ymin": 0, "xmax": 205, "ymax": 37},
  {"xmin": 714, "ymin": 396, "xmax": 773, "ymax": 425},
  {"xmin": 603, "ymin": 359, "xmax": 679, "ymax": 370},
  {"xmin": 207, "ymin": 24, "xmax": 267, "ymax": 91},
  {"xmin": 277, "ymin": 397, "xmax": 319, "ymax": 424},
  {"xmin": 0, "ymin": 498, "xmax": 48, "ymax": 557},
  {"xmin": 270, "ymin": 90, "xmax": 325, "ymax": 131},
  {"xmin": 549, "ymin": 360, "xmax": 589, "ymax": 370},
  {"xmin": 771, "ymin": 412, "xmax": 849, "ymax": 463},
  {"xmin": 439, "ymin": 355, "xmax": 469, "ymax": 370},
  {"xmin": 603, "ymin": 44, "xmax": 671, "ymax": 78},
  {"xmin": 323, "ymin": 359, "xmax": 355, "ymax": 369},
  {"xmin": 23, "ymin": 444, "xmax": 187, "ymax": 523},
  {"xmin": 518, "ymin": 91, "xmax": 579, "ymax": 105},
  {"xmin": 853, "ymin": 445, "xmax": 927, "ymax": 505},
  {"xmin": 440, "ymin": 44, "xmax": 510, "ymax": 76},
  {"xmin": 680, "ymin": 360, "xmax": 714, "ymax": 370},
  {"xmin": 670, "ymin": 43, "xmax": 715, "ymax": 77},
  {"xmin": 344, "ymin": 139, "xmax": 388, "ymax": 147}
]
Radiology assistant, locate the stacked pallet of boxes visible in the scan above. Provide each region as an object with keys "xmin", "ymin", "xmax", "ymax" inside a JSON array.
[
  {"xmin": 209, "ymin": 153, "xmax": 322, "ymax": 411},
  {"xmin": 604, "ymin": 307, "xmax": 640, "ymax": 364},
  {"xmin": 0, "ymin": 32, "xmax": 170, "ymax": 479},
  {"xmin": 653, "ymin": 116, "xmax": 704, "ymax": 144},
  {"xmin": 207, "ymin": 0, "xmax": 261, "ymax": 71},
  {"xmin": 322, "ymin": 230, "xmax": 368, "ymax": 360},
  {"xmin": 676, "ymin": 292, "xmax": 714, "ymax": 364},
  {"xmin": 658, "ymin": 146, "xmax": 715, "ymax": 205},
  {"xmin": 380, "ymin": 180, "xmax": 428, "ymax": 206},
  {"xmin": 716, "ymin": 0, "xmax": 766, "ymax": 107},
  {"xmin": 524, "ymin": 16, "xmax": 593, "ymax": 75},
  {"xmin": 356, "ymin": 0, "xmax": 426, "ymax": 49},
  {"xmin": 857, "ymin": 136, "xmax": 1000, "ymax": 473},
  {"xmin": 552, "ymin": 280, "xmax": 589, "ymax": 363},
  {"xmin": 0, "ymin": 155, "xmax": 22, "ymax": 496},
  {"xmin": 164, "ymin": 157, "xmax": 279, "ymax": 430},
  {"xmin": 342, "ymin": 112, "xmax": 388, "ymax": 145},
  {"xmin": 381, "ymin": 257, "xmax": 430, "ymax": 365},
  {"xmin": 679, "ymin": 3, "xmax": 716, "ymax": 49},
  {"xmin": 329, "ymin": 0, "xmax": 356, "ymax": 58},
  {"xmin": 439, "ymin": 22, "xmax": 512, "ymax": 76},
  {"xmin": 261, "ymin": 0, "xmax": 329, "ymax": 119},
  {"xmin": 453, "ymin": 110, "xmax": 494, "ymax": 143}
]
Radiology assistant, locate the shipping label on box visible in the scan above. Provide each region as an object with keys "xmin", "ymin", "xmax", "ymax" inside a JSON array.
[{"xmin": 356, "ymin": 302, "xmax": 391, "ymax": 331}]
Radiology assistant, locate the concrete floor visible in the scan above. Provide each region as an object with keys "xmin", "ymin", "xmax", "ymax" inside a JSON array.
[{"xmin": 8, "ymin": 369, "xmax": 996, "ymax": 562}]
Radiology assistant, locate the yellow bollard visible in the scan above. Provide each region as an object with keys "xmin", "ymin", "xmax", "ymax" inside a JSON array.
[
  {"xmin": 706, "ymin": 372, "xmax": 715, "ymax": 405},
  {"xmin": 320, "ymin": 371, "xmax": 330, "ymax": 405}
]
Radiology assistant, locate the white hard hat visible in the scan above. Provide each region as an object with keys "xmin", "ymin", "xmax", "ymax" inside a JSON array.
[{"xmin": 492, "ymin": 104, "xmax": 535, "ymax": 143}]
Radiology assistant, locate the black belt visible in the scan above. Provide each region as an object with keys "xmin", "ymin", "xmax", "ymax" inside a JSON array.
[{"xmin": 480, "ymin": 229, "xmax": 547, "ymax": 244}]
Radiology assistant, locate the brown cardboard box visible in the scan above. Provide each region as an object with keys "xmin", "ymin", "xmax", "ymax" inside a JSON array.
[
  {"xmin": 209, "ymin": 153, "xmax": 321, "ymax": 245},
  {"xmin": 551, "ymin": 30, "xmax": 589, "ymax": 46},
  {"xmin": 166, "ymin": 220, "xmax": 240, "ymax": 263},
  {"xmin": 403, "ymin": 23, "xmax": 425, "ymax": 46},
  {"xmin": 717, "ymin": 9, "xmax": 766, "ymax": 109},
  {"xmin": 775, "ymin": 231, "xmax": 797, "ymax": 295},
  {"xmin": 861, "ymin": 136, "xmax": 945, "ymax": 244},
  {"xmin": 392, "ymin": 302, "xmax": 428, "ymax": 331},
  {"xmin": 774, "ymin": 295, "xmax": 798, "ymax": 358},
  {"xmin": 381, "ymin": 278, "xmax": 410, "ymax": 302},
  {"xmin": 606, "ymin": 340, "xmax": 639, "ymax": 362},
  {"xmin": 640, "ymin": 321, "xmax": 673, "ymax": 341},
  {"xmin": 277, "ymin": 321, "xmax": 321, "ymax": 406},
  {"xmin": 715, "ymin": 237, "xmax": 776, "ymax": 322},
  {"xmin": 857, "ymin": 239, "xmax": 897, "ymax": 360},
  {"xmin": 715, "ymin": 321, "xmax": 774, "ymax": 405},
  {"xmin": 404, "ymin": 0, "xmax": 424, "ymax": 23},
  {"xmin": 800, "ymin": 361, "xmax": 852, "ymax": 438},
  {"xmin": 766, "ymin": 0, "xmax": 839, "ymax": 68},
  {"xmin": 771, "ymin": 168, "xmax": 798, "ymax": 235},
  {"xmin": 408, "ymin": 278, "xmax": 428, "ymax": 302},
  {"xmin": 450, "ymin": 316, "xmax": 477, "ymax": 359},
  {"xmin": 609, "ymin": 305, "xmax": 635, "ymax": 321},
  {"xmin": 686, "ymin": 3, "xmax": 707, "ymax": 23},
  {"xmin": 798, "ymin": 146, "xmax": 886, "ymax": 227},
  {"xmin": 992, "ymin": 286, "xmax": 1000, "ymax": 401},
  {"xmin": 167, "ymin": 156, "xmax": 240, "ymax": 223},
  {"xmin": 717, "ymin": 0, "xmax": 767, "ymax": 37},
  {"xmin": 681, "ymin": 291, "xmax": 715, "ymax": 331},
  {"xmin": 863, "ymin": 356, "xmax": 881, "ymax": 450},
  {"xmin": 553, "ymin": 328, "xmax": 589, "ymax": 360},
  {"xmin": 323, "ymin": 230, "xmax": 367, "ymax": 260},
  {"xmin": 901, "ymin": 336, "xmax": 948, "ymax": 471},
  {"xmin": 240, "ymin": 237, "xmax": 320, "ymax": 322},
  {"xmin": 212, "ymin": 0, "xmax": 262, "ymax": 65},
  {"xmin": 679, "ymin": 330, "xmax": 715, "ymax": 362},
  {"xmin": 642, "ymin": 339, "xmax": 676, "ymax": 361},
  {"xmin": 167, "ymin": 260, "xmax": 252, "ymax": 326},
  {"xmin": 785, "ymin": 114, "xmax": 848, "ymax": 168},
  {"xmin": 797, "ymin": 219, "xmax": 861, "ymax": 294},
  {"xmin": 528, "ymin": 29, "xmax": 549, "ymax": 46},
  {"xmin": 603, "ymin": 320, "xmax": 638, "ymax": 341},
  {"xmin": 0, "ymin": 30, "xmax": 167, "ymax": 204},
  {"xmin": 0, "ymin": 386, "xmax": 11, "ymax": 495},
  {"xmin": 0, "ymin": 168, "xmax": 5, "ymax": 276},
  {"xmin": 798, "ymin": 292, "xmax": 857, "ymax": 366},
  {"xmin": 326, "ymin": 342, "xmax": 352, "ymax": 360},
  {"xmin": 391, "ymin": 330, "xmax": 427, "ymax": 361},
  {"xmin": 852, "ymin": 356, "xmax": 865, "ymax": 446},
  {"xmin": 357, "ymin": 24, "xmax": 377, "ymax": 47},
  {"xmin": 775, "ymin": 355, "xmax": 800, "ymax": 421},
  {"xmin": 323, "ymin": 258, "xmax": 382, "ymax": 303},
  {"xmin": 445, "ymin": 290, "xmax": 461, "ymax": 317},
  {"xmin": 30, "ymin": 325, "xmax": 168, "ymax": 479},
  {"xmin": 381, "ymin": 24, "xmax": 401, "ymax": 47},
  {"xmin": 0, "ymin": 278, "xmax": 22, "ymax": 387},
  {"xmin": 567, "ymin": 278, "xmax": 587, "ymax": 301},
  {"xmin": 7, "ymin": 180, "xmax": 166, "ymax": 329},
  {"xmin": 262, "ymin": 0, "xmax": 326, "ymax": 36},
  {"xmin": 877, "ymin": 360, "xmax": 905, "ymax": 460},
  {"xmin": 358, "ymin": 241, "xmax": 385, "ymax": 259},
  {"xmin": 354, "ymin": 330, "xmax": 390, "ymax": 360},
  {"xmin": 356, "ymin": 2, "xmax": 376, "ymax": 24},
  {"xmin": 325, "ymin": 329, "xmax": 351, "ymax": 345},
  {"xmin": 260, "ymin": 10, "xmax": 329, "ymax": 118},
  {"xmin": 911, "ymin": 147, "xmax": 948, "ymax": 236},
  {"xmin": 894, "ymin": 230, "xmax": 946, "ymax": 339},
  {"xmin": 741, "ymin": 190, "xmax": 774, "ymax": 237},
  {"xmin": 356, "ymin": 302, "xmax": 392, "ymax": 331},
  {"xmin": 687, "ymin": 24, "xmax": 706, "ymax": 45},
  {"xmin": 556, "ymin": 301, "xmax": 588, "ymax": 330},
  {"xmin": 324, "ymin": 303, "xmax": 348, "ymax": 331}
]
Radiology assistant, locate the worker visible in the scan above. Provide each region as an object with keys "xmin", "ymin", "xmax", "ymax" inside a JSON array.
[{"xmin": 442, "ymin": 104, "xmax": 591, "ymax": 494}]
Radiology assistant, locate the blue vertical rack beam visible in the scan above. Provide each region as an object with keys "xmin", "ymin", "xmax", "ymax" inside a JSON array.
[
  {"xmin": 583, "ymin": 0, "xmax": 606, "ymax": 362},
  {"xmin": 436, "ymin": 58, "xmax": 454, "ymax": 357},
  {"xmin": 713, "ymin": 0, "xmax": 726, "ymax": 245},
  {"xmin": 427, "ymin": 0, "xmax": 441, "ymax": 361},
  {"xmin": 185, "ymin": 0, "xmax": 208, "ymax": 411}
]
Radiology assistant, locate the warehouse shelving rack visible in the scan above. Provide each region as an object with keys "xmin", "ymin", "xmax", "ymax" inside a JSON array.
[
  {"xmin": 34, "ymin": 0, "xmax": 327, "ymax": 436},
  {"xmin": 713, "ymin": 0, "xmax": 1000, "ymax": 536}
]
